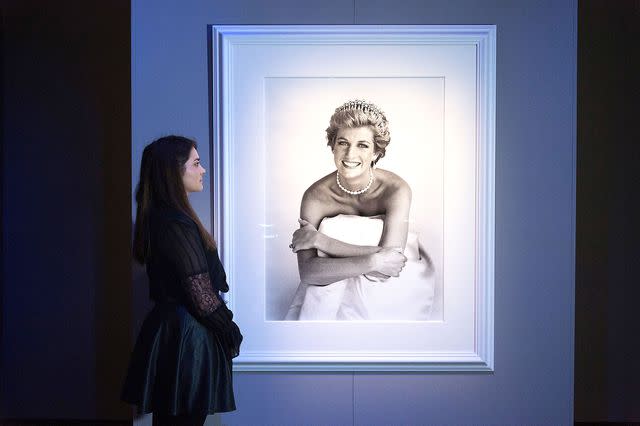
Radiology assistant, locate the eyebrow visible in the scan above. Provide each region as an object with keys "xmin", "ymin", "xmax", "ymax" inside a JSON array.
[{"xmin": 336, "ymin": 137, "xmax": 370, "ymax": 144}]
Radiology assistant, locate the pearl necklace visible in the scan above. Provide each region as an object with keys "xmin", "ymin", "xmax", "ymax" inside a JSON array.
[{"xmin": 336, "ymin": 169, "xmax": 374, "ymax": 195}]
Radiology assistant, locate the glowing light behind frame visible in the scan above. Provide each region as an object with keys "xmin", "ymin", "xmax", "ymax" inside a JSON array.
[{"xmin": 212, "ymin": 26, "xmax": 494, "ymax": 370}]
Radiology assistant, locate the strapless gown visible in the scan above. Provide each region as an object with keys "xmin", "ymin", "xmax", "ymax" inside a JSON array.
[{"xmin": 285, "ymin": 214, "xmax": 435, "ymax": 321}]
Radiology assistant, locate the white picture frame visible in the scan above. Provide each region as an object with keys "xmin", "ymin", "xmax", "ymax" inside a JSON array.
[{"xmin": 210, "ymin": 25, "xmax": 495, "ymax": 371}]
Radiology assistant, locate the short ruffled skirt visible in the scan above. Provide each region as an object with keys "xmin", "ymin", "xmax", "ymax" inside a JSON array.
[{"xmin": 121, "ymin": 302, "xmax": 235, "ymax": 415}]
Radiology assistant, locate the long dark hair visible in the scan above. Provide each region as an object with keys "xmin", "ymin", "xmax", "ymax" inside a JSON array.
[{"xmin": 132, "ymin": 135, "xmax": 216, "ymax": 263}]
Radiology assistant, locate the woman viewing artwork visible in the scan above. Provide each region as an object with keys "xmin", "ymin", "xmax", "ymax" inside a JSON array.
[
  {"xmin": 286, "ymin": 100, "xmax": 435, "ymax": 321},
  {"xmin": 121, "ymin": 136, "xmax": 242, "ymax": 426}
]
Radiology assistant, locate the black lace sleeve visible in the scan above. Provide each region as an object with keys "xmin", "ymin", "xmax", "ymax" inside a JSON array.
[
  {"xmin": 160, "ymin": 219, "xmax": 222, "ymax": 316},
  {"xmin": 158, "ymin": 218, "xmax": 243, "ymax": 358}
]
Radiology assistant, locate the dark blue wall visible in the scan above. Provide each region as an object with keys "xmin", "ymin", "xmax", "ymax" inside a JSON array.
[{"xmin": 131, "ymin": 0, "xmax": 576, "ymax": 424}]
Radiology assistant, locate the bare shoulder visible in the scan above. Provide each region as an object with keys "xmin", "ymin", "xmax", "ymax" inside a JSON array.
[
  {"xmin": 300, "ymin": 172, "xmax": 335, "ymax": 225},
  {"xmin": 301, "ymin": 172, "xmax": 335, "ymax": 204},
  {"xmin": 376, "ymin": 169, "xmax": 411, "ymax": 200}
]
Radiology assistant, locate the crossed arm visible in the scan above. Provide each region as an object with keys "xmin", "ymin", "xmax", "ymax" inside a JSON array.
[{"xmin": 293, "ymin": 185, "xmax": 411, "ymax": 286}]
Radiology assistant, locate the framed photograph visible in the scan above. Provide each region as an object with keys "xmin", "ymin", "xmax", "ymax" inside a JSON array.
[{"xmin": 210, "ymin": 25, "xmax": 495, "ymax": 371}]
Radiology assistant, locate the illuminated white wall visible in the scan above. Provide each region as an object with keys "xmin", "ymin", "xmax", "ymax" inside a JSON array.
[{"xmin": 132, "ymin": 0, "xmax": 576, "ymax": 424}]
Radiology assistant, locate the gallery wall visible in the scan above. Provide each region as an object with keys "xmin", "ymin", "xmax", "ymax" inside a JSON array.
[
  {"xmin": 131, "ymin": 0, "xmax": 576, "ymax": 424},
  {"xmin": 5, "ymin": 0, "xmax": 636, "ymax": 424}
]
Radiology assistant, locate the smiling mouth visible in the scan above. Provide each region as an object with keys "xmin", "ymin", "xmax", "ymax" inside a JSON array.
[{"xmin": 342, "ymin": 160, "xmax": 361, "ymax": 168}]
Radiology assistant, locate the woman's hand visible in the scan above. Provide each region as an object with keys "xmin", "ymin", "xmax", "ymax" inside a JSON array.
[
  {"xmin": 371, "ymin": 247, "xmax": 407, "ymax": 277},
  {"xmin": 291, "ymin": 218, "xmax": 320, "ymax": 252}
]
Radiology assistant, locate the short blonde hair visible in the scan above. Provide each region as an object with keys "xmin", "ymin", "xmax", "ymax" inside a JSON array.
[{"xmin": 326, "ymin": 102, "xmax": 390, "ymax": 166}]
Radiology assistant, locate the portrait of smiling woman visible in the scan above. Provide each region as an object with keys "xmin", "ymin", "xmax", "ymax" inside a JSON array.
[{"xmin": 285, "ymin": 100, "xmax": 436, "ymax": 321}]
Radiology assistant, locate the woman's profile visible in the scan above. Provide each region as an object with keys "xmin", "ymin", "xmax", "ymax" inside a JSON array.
[
  {"xmin": 285, "ymin": 100, "xmax": 435, "ymax": 321},
  {"xmin": 121, "ymin": 135, "xmax": 242, "ymax": 426}
]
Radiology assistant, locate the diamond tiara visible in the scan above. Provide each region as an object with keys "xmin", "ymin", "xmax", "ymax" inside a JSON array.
[{"xmin": 335, "ymin": 99, "xmax": 385, "ymax": 118}]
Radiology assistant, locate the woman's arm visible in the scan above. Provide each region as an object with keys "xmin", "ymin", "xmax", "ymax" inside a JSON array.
[
  {"xmin": 293, "ymin": 179, "xmax": 412, "ymax": 255},
  {"xmin": 159, "ymin": 218, "xmax": 242, "ymax": 359},
  {"xmin": 295, "ymin": 189, "xmax": 406, "ymax": 286},
  {"xmin": 296, "ymin": 247, "xmax": 384, "ymax": 286},
  {"xmin": 292, "ymin": 219, "xmax": 381, "ymax": 257},
  {"xmin": 378, "ymin": 180, "xmax": 412, "ymax": 250}
]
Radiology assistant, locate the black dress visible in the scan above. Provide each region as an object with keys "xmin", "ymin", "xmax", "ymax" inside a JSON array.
[{"xmin": 121, "ymin": 207, "xmax": 242, "ymax": 415}]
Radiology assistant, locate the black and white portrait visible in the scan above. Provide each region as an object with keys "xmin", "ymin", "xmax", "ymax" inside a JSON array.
[
  {"xmin": 263, "ymin": 79, "xmax": 445, "ymax": 322},
  {"xmin": 213, "ymin": 26, "xmax": 494, "ymax": 369}
]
